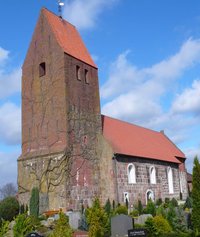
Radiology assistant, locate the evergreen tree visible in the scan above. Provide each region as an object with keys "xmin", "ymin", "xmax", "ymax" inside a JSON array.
[
  {"xmin": 191, "ymin": 156, "xmax": 200, "ymax": 234},
  {"xmin": 86, "ymin": 198, "xmax": 109, "ymax": 237},
  {"xmin": 29, "ymin": 187, "xmax": 39, "ymax": 218}
]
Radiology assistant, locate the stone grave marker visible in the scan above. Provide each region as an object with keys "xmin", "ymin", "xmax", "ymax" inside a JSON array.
[
  {"xmin": 111, "ymin": 214, "xmax": 133, "ymax": 237},
  {"xmin": 128, "ymin": 228, "xmax": 147, "ymax": 237}
]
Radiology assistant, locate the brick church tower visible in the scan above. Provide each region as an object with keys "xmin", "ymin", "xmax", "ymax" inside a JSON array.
[{"xmin": 18, "ymin": 8, "xmax": 102, "ymax": 211}]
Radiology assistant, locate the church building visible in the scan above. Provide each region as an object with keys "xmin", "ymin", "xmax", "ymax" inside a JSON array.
[{"xmin": 18, "ymin": 8, "xmax": 188, "ymax": 212}]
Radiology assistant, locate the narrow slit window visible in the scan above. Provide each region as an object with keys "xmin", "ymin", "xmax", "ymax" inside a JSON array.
[
  {"xmin": 39, "ymin": 62, "xmax": 46, "ymax": 77},
  {"xmin": 76, "ymin": 65, "xmax": 81, "ymax": 80},
  {"xmin": 85, "ymin": 69, "xmax": 89, "ymax": 84}
]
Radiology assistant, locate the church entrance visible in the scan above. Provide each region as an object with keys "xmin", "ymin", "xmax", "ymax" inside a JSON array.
[{"xmin": 146, "ymin": 189, "xmax": 154, "ymax": 204}]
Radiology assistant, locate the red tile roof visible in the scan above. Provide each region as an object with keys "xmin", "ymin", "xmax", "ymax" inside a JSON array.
[
  {"xmin": 42, "ymin": 8, "xmax": 97, "ymax": 68},
  {"xmin": 102, "ymin": 115, "xmax": 186, "ymax": 164}
]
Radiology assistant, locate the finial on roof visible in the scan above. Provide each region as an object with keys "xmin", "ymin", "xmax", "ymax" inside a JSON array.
[{"xmin": 57, "ymin": 0, "xmax": 64, "ymax": 18}]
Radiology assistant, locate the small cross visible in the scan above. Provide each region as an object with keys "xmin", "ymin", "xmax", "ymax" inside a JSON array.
[{"xmin": 57, "ymin": 0, "xmax": 64, "ymax": 18}]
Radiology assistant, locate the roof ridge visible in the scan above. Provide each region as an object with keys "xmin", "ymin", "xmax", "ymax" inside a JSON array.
[
  {"xmin": 42, "ymin": 8, "xmax": 76, "ymax": 29},
  {"xmin": 102, "ymin": 114, "xmax": 161, "ymax": 134}
]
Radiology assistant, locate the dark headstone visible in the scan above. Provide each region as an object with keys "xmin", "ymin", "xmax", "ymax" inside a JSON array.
[
  {"xmin": 26, "ymin": 232, "xmax": 44, "ymax": 237},
  {"xmin": 128, "ymin": 228, "xmax": 147, "ymax": 237},
  {"xmin": 111, "ymin": 214, "xmax": 133, "ymax": 237}
]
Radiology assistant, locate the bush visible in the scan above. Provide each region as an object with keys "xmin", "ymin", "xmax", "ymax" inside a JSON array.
[
  {"xmin": 104, "ymin": 199, "xmax": 111, "ymax": 215},
  {"xmin": 192, "ymin": 156, "xmax": 200, "ymax": 234},
  {"xmin": 145, "ymin": 215, "xmax": 172, "ymax": 236},
  {"xmin": 86, "ymin": 198, "xmax": 109, "ymax": 237},
  {"xmin": 13, "ymin": 214, "xmax": 40, "ymax": 237},
  {"xmin": 184, "ymin": 197, "xmax": 192, "ymax": 209},
  {"xmin": 0, "ymin": 220, "xmax": 9, "ymax": 237},
  {"xmin": 137, "ymin": 200, "xmax": 143, "ymax": 215},
  {"xmin": 0, "ymin": 196, "xmax": 19, "ymax": 221},
  {"xmin": 114, "ymin": 205, "xmax": 128, "ymax": 215},
  {"xmin": 170, "ymin": 198, "xmax": 178, "ymax": 207},
  {"xmin": 49, "ymin": 212, "xmax": 72, "ymax": 237},
  {"xmin": 130, "ymin": 209, "xmax": 139, "ymax": 218},
  {"xmin": 144, "ymin": 200, "xmax": 156, "ymax": 216},
  {"xmin": 29, "ymin": 187, "xmax": 39, "ymax": 218},
  {"xmin": 156, "ymin": 198, "xmax": 163, "ymax": 206}
]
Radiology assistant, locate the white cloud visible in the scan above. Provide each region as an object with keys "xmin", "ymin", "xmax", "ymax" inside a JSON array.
[
  {"xmin": 172, "ymin": 80, "xmax": 200, "ymax": 114},
  {"xmin": 0, "ymin": 151, "xmax": 19, "ymax": 186},
  {"xmin": 184, "ymin": 146, "xmax": 200, "ymax": 173},
  {"xmin": 0, "ymin": 47, "xmax": 9, "ymax": 63},
  {"xmin": 0, "ymin": 68, "xmax": 21, "ymax": 98},
  {"xmin": 63, "ymin": 0, "xmax": 118, "ymax": 30},
  {"xmin": 101, "ymin": 38, "xmax": 200, "ymax": 125},
  {"xmin": 0, "ymin": 46, "xmax": 21, "ymax": 98},
  {"xmin": 0, "ymin": 103, "xmax": 21, "ymax": 145}
]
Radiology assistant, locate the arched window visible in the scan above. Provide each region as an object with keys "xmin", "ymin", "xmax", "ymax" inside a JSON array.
[
  {"xmin": 149, "ymin": 166, "xmax": 156, "ymax": 184},
  {"xmin": 167, "ymin": 167, "xmax": 174, "ymax": 194},
  {"xmin": 127, "ymin": 163, "xmax": 136, "ymax": 184}
]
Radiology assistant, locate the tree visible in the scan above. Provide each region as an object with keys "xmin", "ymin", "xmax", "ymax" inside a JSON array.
[
  {"xmin": 49, "ymin": 212, "xmax": 72, "ymax": 237},
  {"xmin": 86, "ymin": 198, "xmax": 109, "ymax": 237},
  {"xmin": 0, "ymin": 196, "xmax": 19, "ymax": 221},
  {"xmin": 0, "ymin": 183, "xmax": 17, "ymax": 200},
  {"xmin": 29, "ymin": 187, "xmax": 39, "ymax": 218},
  {"xmin": 191, "ymin": 156, "xmax": 200, "ymax": 234}
]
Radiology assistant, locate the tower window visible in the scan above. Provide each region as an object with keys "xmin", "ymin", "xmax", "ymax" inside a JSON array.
[
  {"xmin": 39, "ymin": 62, "xmax": 46, "ymax": 77},
  {"xmin": 76, "ymin": 65, "xmax": 81, "ymax": 80},
  {"xmin": 85, "ymin": 69, "xmax": 89, "ymax": 84}
]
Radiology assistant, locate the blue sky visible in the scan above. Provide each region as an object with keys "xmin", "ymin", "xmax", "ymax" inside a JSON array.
[{"xmin": 0, "ymin": 0, "xmax": 200, "ymax": 185}]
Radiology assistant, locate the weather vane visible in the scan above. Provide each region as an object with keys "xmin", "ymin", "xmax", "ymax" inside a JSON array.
[{"xmin": 57, "ymin": 0, "xmax": 64, "ymax": 18}]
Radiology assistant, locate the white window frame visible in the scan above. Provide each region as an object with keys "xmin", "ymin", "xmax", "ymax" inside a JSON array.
[
  {"xmin": 149, "ymin": 166, "xmax": 156, "ymax": 184},
  {"xmin": 167, "ymin": 167, "xmax": 174, "ymax": 194},
  {"xmin": 127, "ymin": 163, "xmax": 136, "ymax": 184}
]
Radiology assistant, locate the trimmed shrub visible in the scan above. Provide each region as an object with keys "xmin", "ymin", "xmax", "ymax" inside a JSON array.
[
  {"xmin": 130, "ymin": 209, "xmax": 139, "ymax": 218},
  {"xmin": 145, "ymin": 215, "xmax": 172, "ymax": 236},
  {"xmin": 114, "ymin": 205, "xmax": 128, "ymax": 215},
  {"xmin": 29, "ymin": 187, "xmax": 39, "ymax": 218},
  {"xmin": 192, "ymin": 156, "xmax": 200, "ymax": 235},
  {"xmin": 104, "ymin": 199, "xmax": 111, "ymax": 215},
  {"xmin": 170, "ymin": 198, "xmax": 178, "ymax": 207},
  {"xmin": 144, "ymin": 200, "xmax": 156, "ymax": 216},
  {"xmin": 137, "ymin": 200, "xmax": 143, "ymax": 215},
  {"xmin": 49, "ymin": 212, "xmax": 72, "ymax": 237},
  {"xmin": 156, "ymin": 198, "xmax": 163, "ymax": 206},
  {"xmin": 184, "ymin": 196, "xmax": 192, "ymax": 209},
  {"xmin": 0, "ymin": 196, "xmax": 19, "ymax": 221}
]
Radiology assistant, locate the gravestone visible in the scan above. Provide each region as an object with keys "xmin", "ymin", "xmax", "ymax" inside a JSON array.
[
  {"xmin": 26, "ymin": 232, "xmax": 44, "ymax": 237},
  {"xmin": 111, "ymin": 214, "xmax": 133, "ymax": 237},
  {"xmin": 66, "ymin": 211, "xmax": 81, "ymax": 229},
  {"xmin": 134, "ymin": 214, "xmax": 152, "ymax": 225},
  {"xmin": 128, "ymin": 228, "xmax": 147, "ymax": 237}
]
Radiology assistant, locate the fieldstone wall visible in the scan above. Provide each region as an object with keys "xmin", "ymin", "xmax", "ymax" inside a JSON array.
[{"xmin": 115, "ymin": 155, "xmax": 188, "ymax": 205}]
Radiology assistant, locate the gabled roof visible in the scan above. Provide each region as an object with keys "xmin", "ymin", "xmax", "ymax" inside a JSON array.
[
  {"xmin": 42, "ymin": 8, "xmax": 97, "ymax": 68},
  {"xmin": 102, "ymin": 115, "xmax": 186, "ymax": 164}
]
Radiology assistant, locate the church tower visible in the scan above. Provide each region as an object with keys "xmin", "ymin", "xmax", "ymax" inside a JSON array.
[{"xmin": 18, "ymin": 8, "xmax": 101, "ymax": 211}]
